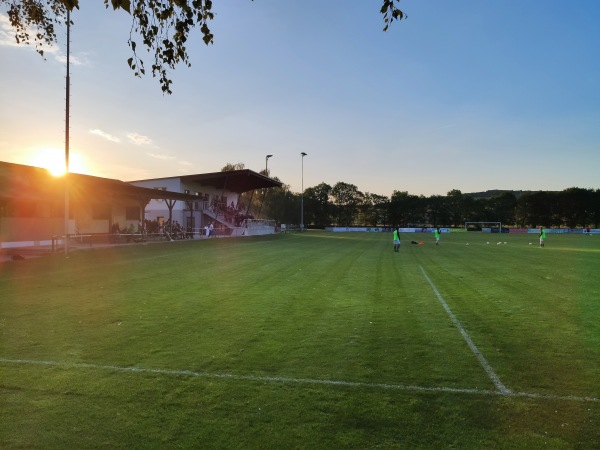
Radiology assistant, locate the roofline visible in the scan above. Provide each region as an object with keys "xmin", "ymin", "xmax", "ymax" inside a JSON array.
[{"xmin": 126, "ymin": 175, "xmax": 184, "ymax": 183}]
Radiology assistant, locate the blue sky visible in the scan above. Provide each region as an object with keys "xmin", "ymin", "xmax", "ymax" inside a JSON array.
[{"xmin": 1, "ymin": 0, "xmax": 599, "ymax": 196}]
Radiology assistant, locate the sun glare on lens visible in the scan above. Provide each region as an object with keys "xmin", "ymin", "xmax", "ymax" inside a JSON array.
[{"xmin": 31, "ymin": 148, "xmax": 87, "ymax": 177}]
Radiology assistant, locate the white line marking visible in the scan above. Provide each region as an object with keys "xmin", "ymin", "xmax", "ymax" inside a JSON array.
[
  {"xmin": 1, "ymin": 358, "xmax": 598, "ymax": 403},
  {"xmin": 419, "ymin": 266, "xmax": 512, "ymax": 395}
]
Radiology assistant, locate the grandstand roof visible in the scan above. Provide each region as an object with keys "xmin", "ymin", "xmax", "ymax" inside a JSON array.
[
  {"xmin": 179, "ymin": 170, "xmax": 283, "ymax": 193},
  {"xmin": 0, "ymin": 161, "xmax": 198, "ymax": 202}
]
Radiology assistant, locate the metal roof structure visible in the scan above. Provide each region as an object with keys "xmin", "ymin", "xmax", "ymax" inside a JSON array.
[
  {"xmin": 178, "ymin": 170, "xmax": 283, "ymax": 193},
  {"xmin": 0, "ymin": 161, "xmax": 198, "ymax": 203}
]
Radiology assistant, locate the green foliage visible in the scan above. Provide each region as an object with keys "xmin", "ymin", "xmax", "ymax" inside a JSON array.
[
  {"xmin": 1, "ymin": 232, "xmax": 599, "ymax": 448},
  {"xmin": 1, "ymin": 0, "xmax": 68, "ymax": 58},
  {"xmin": 304, "ymin": 182, "xmax": 332, "ymax": 228},
  {"xmin": 380, "ymin": 0, "xmax": 407, "ymax": 32},
  {"xmin": 260, "ymin": 182, "xmax": 599, "ymax": 228},
  {"xmin": 1, "ymin": 0, "xmax": 407, "ymax": 94},
  {"xmin": 331, "ymin": 181, "xmax": 364, "ymax": 226},
  {"xmin": 220, "ymin": 162, "xmax": 245, "ymax": 172}
]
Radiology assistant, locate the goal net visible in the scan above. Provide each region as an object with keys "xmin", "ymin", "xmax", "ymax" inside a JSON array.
[
  {"xmin": 464, "ymin": 221, "xmax": 503, "ymax": 233},
  {"xmin": 231, "ymin": 219, "xmax": 276, "ymax": 236}
]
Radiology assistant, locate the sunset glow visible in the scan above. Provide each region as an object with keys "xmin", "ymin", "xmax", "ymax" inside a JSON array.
[{"xmin": 30, "ymin": 148, "xmax": 87, "ymax": 177}]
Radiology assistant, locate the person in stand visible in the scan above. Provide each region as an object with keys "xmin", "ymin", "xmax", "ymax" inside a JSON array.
[
  {"xmin": 539, "ymin": 226, "xmax": 546, "ymax": 247},
  {"xmin": 393, "ymin": 227, "xmax": 401, "ymax": 252},
  {"xmin": 434, "ymin": 227, "xmax": 441, "ymax": 245}
]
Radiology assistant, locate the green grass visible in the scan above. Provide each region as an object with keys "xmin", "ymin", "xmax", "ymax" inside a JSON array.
[{"xmin": 1, "ymin": 231, "xmax": 599, "ymax": 449}]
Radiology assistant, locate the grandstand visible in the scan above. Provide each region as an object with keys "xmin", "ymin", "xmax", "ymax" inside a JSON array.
[{"xmin": 0, "ymin": 161, "xmax": 282, "ymax": 251}]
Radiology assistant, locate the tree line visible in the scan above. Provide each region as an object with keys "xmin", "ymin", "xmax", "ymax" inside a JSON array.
[{"xmin": 248, "ymin": 180, "xmax": 600, "ymax": 229}]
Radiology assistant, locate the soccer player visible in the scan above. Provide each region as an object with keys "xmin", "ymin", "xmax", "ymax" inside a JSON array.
[
  {"xmin": 434, "ymin": 227, "xmax": 440, "ymax": 245},
  {"xmin": 539, "ymin": 226, "xmax": 546, "ymax": 247},
  {"xmin": 393, "ymin": 228, "xmax": 401, "ymax": 252}
]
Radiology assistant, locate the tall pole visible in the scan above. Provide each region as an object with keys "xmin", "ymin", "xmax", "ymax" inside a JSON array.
[
  {"xmin": 258, "ymin": 155, "xmax": 273, "ymax": 218},
  {"xmin": 64, "ymin": 8, "xmax": 71, "ymax": 255},
  {"xmin": 300, "ymin": 152, "xmax": 307, "ymax": 230}
]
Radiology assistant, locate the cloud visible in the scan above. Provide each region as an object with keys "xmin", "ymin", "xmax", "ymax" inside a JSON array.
[
  {"xmin": 127, "ymin": 132, "xmax": 153, "ymax": 146},
  {"xmin": 56, "ymin": 52, "xmax": 91, "ymax": 66},
  {"xmin": 179, "ymin": 160, "xmax": 193, "ymax": 166},
  {"xmin": 1, "ymin": 14, "xmax": 90, "ymax": 66},
  {"xmin": 147, "ymin": 153, "xmax": 175, "ymax": 160},
  {"xmin": 0, "ymin": 14, "xmax": 57, "ymax": 53},
  {"xmin": 89, "ymin": 129, "xmax": 121, "ymax": 143},
  {"xmin": 0, "ymin": 15, "xmax": 19, "ymax": 47}
]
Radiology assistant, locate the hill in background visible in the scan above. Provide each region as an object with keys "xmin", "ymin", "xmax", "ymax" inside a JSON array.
[{"xmin": 466, "ymin": 190, "xmax": 552, "ymax": 200}]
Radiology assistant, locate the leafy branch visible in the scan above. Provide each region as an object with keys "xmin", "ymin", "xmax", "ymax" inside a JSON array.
[{"xmin": 1, "ymin": 0, "xmax": 406, "ymax": 94}]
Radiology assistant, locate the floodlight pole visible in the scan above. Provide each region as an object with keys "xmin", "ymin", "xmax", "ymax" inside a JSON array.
[
  {"xmin": 258, "ymin": 155, "xmax": 273, "ymax": 218},
  {"xmin": 64, "ymin": 8, "xmax": 71, "ymax": 255},
  {"xmin": 300, "ymin": 152, "xmax": 307, "ymax": 230}
]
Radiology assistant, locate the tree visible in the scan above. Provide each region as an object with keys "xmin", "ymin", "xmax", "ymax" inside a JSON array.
[
  {"xmin": 331, "ymin": 182, "xmax": 363, "ymax": 226},
  {"xmin": 389, "ymin": 191, "xmax": 425, "ymax": 227},
  {"xmin": 426, "ymin": 195, "xmax": 450, "ymax": 227},
  {"xmin": 2, "ymin": 0, "xmax": 407, "ymax": 94},
  {"xmin": 446, "ymin": 189, "xmax": 466, "ymax": 227},
  {"xmin": 304, "ymin": 183, "xmax": 332, "ymax": 228},
  {"xmin": 262, "ymin": 183, "xmax": 298, "ymax": 225},
  {"xmin": 591, "ymin": 189, "xmax": 600, "ymax": 228},
  {"xmin": 559, "ymin": 187, "xmax": 592, "ymax": 228},
  {"xmin": 516, "ymin": 191, "xmax": 559, "ymax": 227},
  {"xmin": 359, "ymin": 192, "xmax": 389, "ymax": 227},
  {"xmin": 220, "ymin": 162, "xmax": 245, "ymax": 172},
  {"xmin": 486, "ymin": 192, "xmax": 517, "ymax": 225}
]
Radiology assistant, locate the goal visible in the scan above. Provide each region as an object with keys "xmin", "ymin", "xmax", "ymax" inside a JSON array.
[
  {"xmin": 236, "ymin": 219, "xmax": 276, "ymax": 236},
  {"xmin": 464, "ymin": 221, "xmax": 502, "ymax": 233}
]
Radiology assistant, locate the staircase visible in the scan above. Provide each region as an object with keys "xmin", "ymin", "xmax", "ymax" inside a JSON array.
[{"xmin": 202, "ymin": 208, "xmax": 235, "ymax": 228}]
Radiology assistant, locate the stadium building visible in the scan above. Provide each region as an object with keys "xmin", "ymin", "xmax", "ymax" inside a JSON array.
[
  {"xmin": 0, "ymin": 161, "xmax": 281, "ymax": 251},
  {"xmin": 128, "ymin": 170, "xmax": 282, "ymax": 235}
]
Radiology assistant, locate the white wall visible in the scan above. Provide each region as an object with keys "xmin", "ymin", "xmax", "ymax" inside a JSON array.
[{"xmin": 129, "ymin": 177, "xmax": 240, "ymax": 229}]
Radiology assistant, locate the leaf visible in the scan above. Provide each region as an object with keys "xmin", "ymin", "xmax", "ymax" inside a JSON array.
[
  {"xmin": 58, "ymin": 0, "xmax": 80, "ymax": 10},
  {"xmin": 110, "ymin": 0, "xmax": 131, "ymax": 13}
]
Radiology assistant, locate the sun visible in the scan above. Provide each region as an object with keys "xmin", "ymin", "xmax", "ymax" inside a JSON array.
[{"xmin": 30, "ymin": 148, "xmax": 87, "ymax": 177}]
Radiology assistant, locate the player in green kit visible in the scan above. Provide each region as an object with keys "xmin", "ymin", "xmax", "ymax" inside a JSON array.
[
  {"xmin": 393, "ymin": 228, "xmax": 401, "ymax": 252},
  {"xmin": 434, "ymin": 227, "xmax": 440, "ymax": 245},
  {"xmin": 539, "ymin": 226, "xmax": 546, "ymax": 247}
]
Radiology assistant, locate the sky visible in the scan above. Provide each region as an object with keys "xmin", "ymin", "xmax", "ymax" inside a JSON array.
[{"xmin": 1, "ymin": 0, "xmax": 599, "ymax": 197}]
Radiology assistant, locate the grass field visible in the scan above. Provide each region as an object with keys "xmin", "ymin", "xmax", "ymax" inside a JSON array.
[{"xmin": 1, "ymin": 230, "xmax": 599, "ymax": 449}]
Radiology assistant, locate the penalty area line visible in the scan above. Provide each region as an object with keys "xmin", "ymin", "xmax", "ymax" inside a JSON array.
[{"xmin": 0, "ymin": 357, "xmax": 598, "ymax": 403}]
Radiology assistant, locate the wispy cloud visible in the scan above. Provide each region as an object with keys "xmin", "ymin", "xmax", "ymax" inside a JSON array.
[
  {"xmin": 0, "ymin": 14, "xmax": 90, "ymax": 66},
  {"xmin": 0, "ymin": 15, "xmax": 19, "ymax": 47},
  {"xmin": 89, "ymin": 129, "xmax": 121, "ymax": 143},
  {"xmin": 147, "ymin": 153, "xmax": 175, "ymax": 160},
  {"xmin": 179, "ymin": 160, "xmax": 193, "ymax": 166},
  {"xmin": 127, "ymin": 132, "xmax": 153, "ymax": 146},
  {"xmin": 56, "ymin": 52, "xmax": 91, "ymax": 66},
  {"xmin": 0, "ymin": 14, "xmax": 52, "ymax": 51}
]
